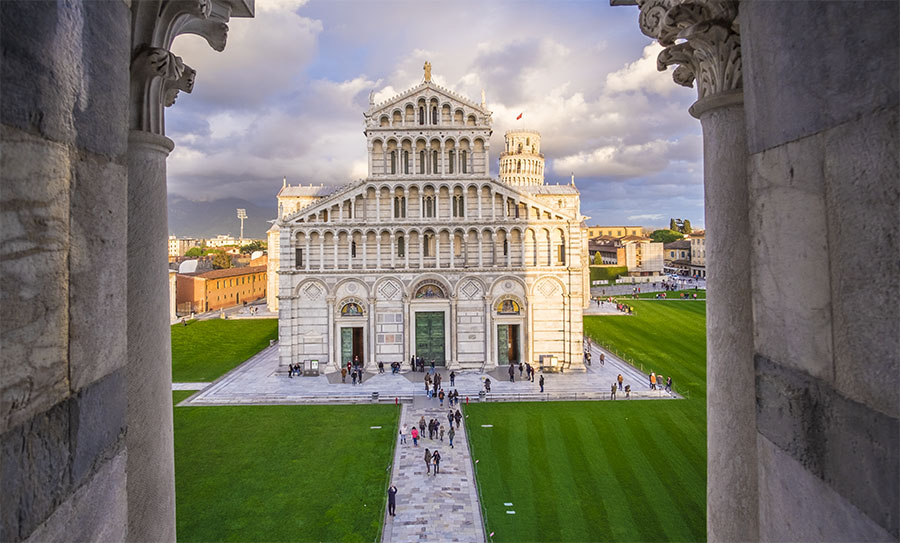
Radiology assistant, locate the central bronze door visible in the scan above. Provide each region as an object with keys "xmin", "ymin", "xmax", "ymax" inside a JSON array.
[{"xmin": 415, "ymin": 311, "xmax": 445, "ymax": 365}]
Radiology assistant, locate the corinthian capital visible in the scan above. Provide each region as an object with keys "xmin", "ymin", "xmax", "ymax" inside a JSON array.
[
  {"xmin": 130, "ymin": 0, "xmax": 254, "ymax": 135},
  {"xmin": 630, "ymin": 0, "xmax": 741, "ymax": 100}
]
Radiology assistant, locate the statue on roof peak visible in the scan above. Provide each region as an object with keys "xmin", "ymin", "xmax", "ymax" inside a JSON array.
[{"xmin": 423, "ymin": 61, "xmax": 432, "ymax": 83}]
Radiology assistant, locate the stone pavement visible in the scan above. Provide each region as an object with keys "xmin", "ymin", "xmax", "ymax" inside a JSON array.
[
  {"xmin": 382, "ymin": 398, "xmax": 484, "ymax": 543},
  {"xmin": 182, "ymin": 341, "xmax": 677, "ymax": 405},
  {"xmin": 171, "ymin": 382, "xmax": 210, "ymax": 390}
]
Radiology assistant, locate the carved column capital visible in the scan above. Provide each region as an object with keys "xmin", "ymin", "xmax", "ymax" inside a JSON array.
[
  {"xmin": 632, "ymin": 0, "xmax": 741, "ymax": 102},
  {"xmin": 130, "ymin": 0, "xmax": 254, "ymax": 135}
]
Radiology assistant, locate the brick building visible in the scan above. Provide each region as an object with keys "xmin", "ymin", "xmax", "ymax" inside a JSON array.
[{"xmin": 176, "ymin": 265, "xmax": 267, "ymax": 314}]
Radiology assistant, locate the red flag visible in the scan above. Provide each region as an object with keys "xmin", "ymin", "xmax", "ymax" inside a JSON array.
[{"xmin": 516, "ymin": 112, "xmax": 523, "ymax": 120}]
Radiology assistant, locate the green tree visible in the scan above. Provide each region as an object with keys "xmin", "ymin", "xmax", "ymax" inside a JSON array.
[
  {"xmin": 184, "ymin": 246, "xmax": 203, "ymax": 257},
  {"xmin": 669, "ymin": 218, "xmax": 678, "ymax": 231},
  {"xmin": 593, "ymin": 251, "xmax": 603, "ymax": 265},
  {"xmin": 211, "ymin": 251, "xmax": 233, "ymax": 269},
  {"xmin": 650, "ymin": 229, "xmax": 685, "ymax": 243},
  {"xmin": 240, "ymin": 240, "xmax": 266, "ymax": 254},
  {"xmin": 682, "ymin": 219, "xmax": 693, "ymax": 234}
]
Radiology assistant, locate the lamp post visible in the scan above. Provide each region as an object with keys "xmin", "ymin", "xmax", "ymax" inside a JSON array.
[{"xmin": 237, "ymin": 208, "xmax": 247, "ymax": 243}]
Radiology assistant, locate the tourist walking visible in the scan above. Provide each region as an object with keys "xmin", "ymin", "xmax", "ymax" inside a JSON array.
[
  {"xmin": 448, "ymin": 426, "xmax": 455, "ymax": 448},
  {"xmin": 449, "ymin": 371, "xmax": 456, "ymax": 386},
  {"xmin": 508, "ymin": 363, "xmax": 515, "ymax": 382},
  {"xmin": 401, "ymin": 424, "xmax": 408, "ymax": 445},
  {"xmin": 539, "ymin": 374, "xmax": 545, "ymax": 393},
  {"xmin": 454, "ymin": 409, "xmax": 462, "ymax": 429},
  {"xmin": 411, "ymin": 426, "xmax": 419, "ymax": 447},
  {"xmin": 484, "ymin": 377, "xmax": 491, "ymax": 393},
  {"xmin": 650, "ymin": 372, "xmax": 656, "ymax": 390},
  {"xmin": 439, "ymin": 389, "xmax": 445, "ymax": 406},
  {"xmin": 432, "ymin": 450, "xmax": 441, "ymax": 475},
  {"xmin": 448, "ymin": 410, "xmax": 454, "ymax": 428},
  {"xmin": 440, "ymin": 424, "xmax": 445, "ymax": 442},
  {"xmin": 419, "ymin": 416, "xmax": 426, "ymax": 437},
  {"xmin": 424, "ymin": 448, "xmax": 432, "ymax": 475},
  {"xmin": 666, "ymin": 376, "xmax": 672, "ymax": 392},
  {"xmin": 617, "ymin": 373, "xmax": 623, "ymax": 391},
  {"xmin": 611, "ymin": 382, "xmax": 617, "ymax": 400},
  {"xmin": 625, "ymin": 384, "xmax": 631, "ymax": 399},
  {"xmin": 341, "ymin": 367, "xmax": 347, "ymax": 383},
  {"xmin": 387, "ymin": 485, "xmax": 397, "ymax": 516}
]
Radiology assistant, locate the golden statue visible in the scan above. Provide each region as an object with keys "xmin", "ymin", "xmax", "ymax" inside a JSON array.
[{"xmin": 423, "ymin": 61, "xmax": 432, "ymax": 82}]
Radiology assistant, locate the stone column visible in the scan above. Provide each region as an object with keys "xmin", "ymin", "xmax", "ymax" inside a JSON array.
[
  {"xmin": 450, "ymin": 295, "xmax": 458, "ymax": 367},
  {"xmin": 368, "ymin": 297, "xmax": 377, "ymax": 368},
  {"xmin": 326, "ymin": 296, "xmax": 336, "ymax": 370},
  {"xmin": 126, "ymin": 130, "xmax": 176, "ymax": 543},
  {"xmin": 619, "ymin": 1, "xmax": 758, "ymax": 539},
  {"xmin": 483, "ymin": 295, "xmax": 493, "ymax": 366}
]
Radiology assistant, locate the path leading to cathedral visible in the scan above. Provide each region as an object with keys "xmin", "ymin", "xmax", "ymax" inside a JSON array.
[{"xmin": 382, "ymin": 399, "xmax": 485, "ymax": 543}]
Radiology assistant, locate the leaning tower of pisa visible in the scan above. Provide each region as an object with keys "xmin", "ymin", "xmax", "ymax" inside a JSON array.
[{"xmin": 499, "ymin": 129, "xmax": 544, "ymax": 187}]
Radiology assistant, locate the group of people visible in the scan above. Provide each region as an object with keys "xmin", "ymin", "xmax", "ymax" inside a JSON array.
[
  {"xmin": 507, "ymin": 361, "xmax": 536, "ymax": 383},
  {"xmin": 287, "ymin": 363, "xmax": 302, "ymax": 377},
  {"xmin": 340, "ymin": 357, "xmax": 365, "ymax": 384},
  {"xmin": 376, "ymin": 361, "xmax": 404, "ymax": 374},
  {"xmin": 653, "ymin": 291, "xmax": 699, "ymax": 299},
  {"xmin": 409, "ymin": 355, "xmax": 437, "ymax": 372},
  {"xmin": 650, "ymin": 372, "xmax": 672, "ymax": 392},
  {"xmin": 402, "ymin": 410, "xmax": 462, "ymax": 450},
  {"xmin": 610, "ymin": 373, "xmax": 631, "ymax": 399}
]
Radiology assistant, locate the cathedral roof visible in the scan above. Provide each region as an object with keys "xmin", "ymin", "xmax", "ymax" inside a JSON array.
[
  {"xmin": 521, "ymin": 184, "xmax": 579, "ymax": 195},
  {"xmin": 368, "ymin": 80, "xmax": 490, "ymax": 117},
  {"xmin": 278, "ymin": 184, "xmax": 337, "ymax": 198}
]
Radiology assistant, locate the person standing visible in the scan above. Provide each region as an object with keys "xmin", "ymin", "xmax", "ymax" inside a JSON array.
[
  {"xmin": 449, "ymin": 371, "xmax": 456, "ymax": 387},
  {"xmin": 448, "ymin": 410, "xmax": 454, "ymax": 429},
  {"xmin": 539, "ymin": 373, "xmax": 545, "ymax": 393},
  {"xmin": 617, "ymin": 373, "xmax": 623, "ymax": 391},
  {"xmin": 432, "ymin": 450, "xmax": 441, "ymax": 475},
  {"xmin": 650, "ymin": 372, "xmax": 656, "ymax": 390},
  {"xmin": 610, "ymin": 382, "xmax": 617, "ymax": 400},
  {"xmin": 454, "ymin": 409, "xmax": 462, "ymax": 429},
  {"xmin": 419, "ymin": 416, "xmax": 426, "ymax": 438},
  {"xmin": 448, "ymin": 425, "xmax": 455, "ymax": 448},
  {"xmin": 508, "ymin": 363, "xmax": 515, "ymax": 382},
  {"xmin": 401, "ymin": 424, "xmax": 408, "ymax": 445},
  {"xmin": 387, "ymin": 485, "xmax": 397, "ymax": 517},
  {"xmin": 666, "ymin": 376, "xmax": 673, "ymax": 392},
  {"xmin": 424, "ymin": 448, "xmax": 432, "ymax": 475},
  {"xmin": 341, "ymin": 367, "xmax": 347, "ymax": 383},
  {"xmin": 411, "ymin": 426, "xmax": 419, "ymax": 447},
  {"xmin": 439, "ymin": 424, "xmax": 445, "ymax": 442},
  {"xmin": 438, "ymin": 389, "xmax": 445, "ymax": 406}
]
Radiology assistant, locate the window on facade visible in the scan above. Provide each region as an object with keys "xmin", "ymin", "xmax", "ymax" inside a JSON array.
[
  {"xmin": 403, "ymin": 150, "xmax": 410, "ymax": 174},
  {"xmin": 216, "ymin": 281, "xmax": 220, "ymax": 288},
  {"xmin": 452, "ymin": 195, "xmax": 464, "ymax": 218},
  {"xmin": 423, "ymin": 195, "xmax": 435, "ymax": 218},
  {"xmin": 461, "ymin": 151, "xmax": 468, "ymax": 173},
  {"xmin": 503, "ymin": 240, "xmax": 509, "ymax": 257},
  {"xmin": 431, "ymin": 106, "xmax": 437, "ymax": 125},
  {"xmin": 419, "ymin": 150, "xmax": 426, "ymax": 174},
  {"xmin": 419, "ymin": 107, "xmax": 424, "ymax": 125},
  {"xmin": 496, "ymin": 299, "xmax": 520, "ymax": 314},
  {"xmin": 517, "ymin": 143, "xmax": 522, "ymax": 153},
  {"xmin": 394, "ymin": 196, "xmax": 406, "ymax": 218},
  {"xmin": 341, "ymin": 303, "xmax": 363, "ymax": 316},
  {"xmin": 557, "ymin": 243, "xmax": 566, "ymax": 265},
  {"xmin": 432, "ymin": 150, "xmax": 439, "ymax": 174},
  {"xmin": 423, "ymin": 234, "xmax": 433, "ymax": 257},
  {"xmin": 397, "ymin": 236, "xmax": 405, "ymax": 257},
  {"xmin": 351, "ymin": 241, "xmax": 357, "ymax": 258},
  {"xmin": 390, "ymin": 151, "xmax": 397, "ymax": 174},
  {"xmin": 295, "ymin": 248, "xmax": 303, "ymax": 268},
  {"xmin": 448, "ymin": 150, "xmax": 455, "ymax": 174},
  {"xmin": 516, "ymin": 160, "xmax": 521, "ymax": 173}
]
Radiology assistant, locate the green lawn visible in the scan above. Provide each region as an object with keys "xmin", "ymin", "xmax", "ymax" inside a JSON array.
[
  {"xmin": 466, "ymin": 401, "xmax": 706, "ymax": 542},
  {"xmin": 468, "ymin": 299, "xmax": 707, "ymax": 542},
  {"xmin": 585, "ymin": 300, "xmax": 706, "ymax": 400},
  {"xmin": 171, "ymin": 318, "xmax": 277, "ymax": 382},
  {"xmin": 174, "ymin": 404, "xmax": 399, "ymax": 542},
  {"xmin": 632, "ymin": 290, "xmax": 706, "ymax": 300}
]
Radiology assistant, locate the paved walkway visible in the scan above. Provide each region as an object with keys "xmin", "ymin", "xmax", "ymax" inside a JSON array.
[
  {"xmin": 171, "ymin": 382, "xmax": 210, "ymax": 390},
  {"xmin": 382, "ymin": 399, "xmax": 484, "ymax": 543},
  {"xmin": 183, "ymin": 341, "xmax": 676, "ymax": 405}
]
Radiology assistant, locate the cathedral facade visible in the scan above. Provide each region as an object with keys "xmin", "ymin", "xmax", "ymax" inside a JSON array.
[{"xmin": 272, "ymin": 71, "xmax": 588, "ymax": 371}]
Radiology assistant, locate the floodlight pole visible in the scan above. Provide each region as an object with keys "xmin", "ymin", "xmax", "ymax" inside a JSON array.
[{"xmin": 237, "ymin": 208, "xmax": 247, "ymax": 243}]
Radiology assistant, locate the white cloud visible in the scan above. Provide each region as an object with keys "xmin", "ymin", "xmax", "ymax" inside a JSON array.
[
  {"xmin": 628, "ymin": 213, "xmax": 664, "ymax": 221},
  {"xmin": 605, "ymin": 43, "xmax": 676, "ymax": 96}
]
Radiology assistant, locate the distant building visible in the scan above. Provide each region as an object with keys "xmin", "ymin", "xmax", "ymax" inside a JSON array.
[
  {"xmin": 664, "ymin": 239, "xmax": 691, "ymax": 275},
  {"xmin": 585, "ymin": 225, "xmax": 644, "ymax": 238},
  {"xmin": 588, "ymin": 236, "xmax": 621, "ymax": 265},
  {"xmin": 618, "ymin": 239, "xmax": 663, "ymax": 276},
  {"xmin": 175, "ymin": 265, "xmax": 267, "ymax": 314},
  {"xmin": 167, "ymin": 235, "xmax": 200, "ymax": 257},
  {"xmin": 205, "ymin": 234, "xmax": 238, "ymax": 248},
  {"xmin": 690, "ymin": 231, "xmax": 706, "ymax": 278}
]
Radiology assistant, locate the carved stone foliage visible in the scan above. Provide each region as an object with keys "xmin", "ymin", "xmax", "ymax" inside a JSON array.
[
  {"xmin": 130, "ymin": 0, "xmax": 253, "ymax": 134},
  {"xmin": 634, "ymin": 0, "xmax": 741, "ymax": 99}
]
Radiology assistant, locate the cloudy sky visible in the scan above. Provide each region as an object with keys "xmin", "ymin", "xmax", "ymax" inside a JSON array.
[{"xmin": 168, "ymin": 0, "xmax": 704, "ymax": 230}]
